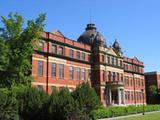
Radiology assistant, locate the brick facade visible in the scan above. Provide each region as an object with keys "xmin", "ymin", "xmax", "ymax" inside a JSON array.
[
  {"xmin": 32, "ymin": 24, "xmax": 146, "ymax": 106},
  {"xmin": 145, "ymin": 71, "xmax": 160, "ymax": 104}
]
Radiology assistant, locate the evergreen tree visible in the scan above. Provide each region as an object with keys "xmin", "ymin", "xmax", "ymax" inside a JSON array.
[
  {"xmin": 72, "ymin": 82, "xmax": 101, "ymax": 119},
  {"xmin": 0, "ymin": 88, "xmax": 19, "ymax": 120},
  {"xmin": 48, "ymin": 88, "xmax": 83, "ymax": 120},
  {"xmin": 16, "ymin": 86, "xmax": 49, "ymax": 120}
]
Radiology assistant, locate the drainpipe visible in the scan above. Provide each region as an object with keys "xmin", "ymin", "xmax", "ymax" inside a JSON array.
[
  {"xmin": 46, "ymin": 32, "xmax": 49, "ymax": 93},
  {"xmin": 133, "ymin": 73, "xmax": 136, "ymax": 105}
]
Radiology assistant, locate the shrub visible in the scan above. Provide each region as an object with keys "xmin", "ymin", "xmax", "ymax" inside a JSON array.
[
  {"xmin": 94, "ymin": 105, "xmax": 160, "ymax": 119},
  {"xmin": 0, "ymin": 88, "xmax": 19, "ymax": 120},
  {"xmin": 15, "ymin": 86, "xmax": 49, "ymax": 120},
  {"xmin": 72, "ymin": 82, "xmax": 101, "ymax": 119}
]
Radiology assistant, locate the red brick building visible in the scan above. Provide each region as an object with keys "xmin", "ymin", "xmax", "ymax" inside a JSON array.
[
  {"xmin": 32, "ymin": 23, "xmax": 146, "ymax": 106},
  {"xmin": 145, "ymin": 71, "xmax": 160, "ymax": 104}
]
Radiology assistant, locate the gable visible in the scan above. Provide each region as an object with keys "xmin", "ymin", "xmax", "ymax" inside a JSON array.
[
  {"xmin": 107, "ymin": 48, "xmax": 118, "ymax": 56},
  {"xmin": 133, "ymin": 56, "xmax": 139, "ymax": 62},
  {"xmin": 52, "ymin": 30, "xmax": 64, "ymax": 37}
]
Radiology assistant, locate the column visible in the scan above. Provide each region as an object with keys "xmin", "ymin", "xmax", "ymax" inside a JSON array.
[
  {"xmin": 118, "ymin": 89, "xmax": 121, "ymax": 105},
  {"xmin": 122, "ymin": 89, "xmax": 125, "ymax": 104},
  {"xmin": 109, "ymin": 89, "xmax": 112, "ymax": 105}
]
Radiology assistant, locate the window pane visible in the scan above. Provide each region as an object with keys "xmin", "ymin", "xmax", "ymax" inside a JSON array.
[
  {"xmin": 37, "ymin": 85, "xmax": 43, "ymax": 91},
  {"xmin": 69, "ymin": 66, "xmax": 74, "ymax": 80},
  {"xmin": 59, "ymin": 47, "xmax": 63, "ymax": 55},
  {"xmin": 82, "ymin": 68, "xmax": 85, "ymax": 80},
  {"xmin": 51, "ymin": 86, "xmax": 56, "ymax": 92},
  {"xmin": 51, "ymin": 63, "xmax": 56, "ymax": 77},
  {"xmin": 107, "ymin": 56, "xmax": 110, "ymax": 64},
  {"xmin": 39, "ymin": 41, "xmax": 44, "ymax": 51},
  {"xmin": 112, "ymin": 57, "xmax": 114, "ymax": 65},
  {"xmin": 108, "ymin": 71, "xmax": 111, "ymax": 81},
  {"xmin": 59, "ymin": 64, "xmax": 64, "ymax": 79},
  {"xmin": 69, "ymin": 49, "xmax": 73, "ymax": 58},
  {"xmin": 116, "ymin": 58, "xmax": 118, "ymax": 66},
  {"xmin": 82, "ymin": 52, "xmax": 85, "ymax": 60},
  {"xmin": 113, "ymin": 72, "xmax": 115, "ymax": 81},
  {"xmin": 38, "ymin": 61, "xmax": 43, "ymax": 76},
  {"xmin": 52, "ymin": 45, "xmax": 57, "ymax": 53},
  {"xmin": 76, "ymin": 67, "xmax": 80, "ymax": 80},
  {"xmin": 88, "ymin": 69, "xmax": 91, "ymax": 80},
  {"xmin": 88, "ymin": 54, "xmax": 91, "ymax": 61},
  {"xmin": 76, "ymin": 51, "xmax": 80, "ymax": 59},
  {"xmin": 102, "ymin": 70, "xmax": 105, "ymax": 81}
]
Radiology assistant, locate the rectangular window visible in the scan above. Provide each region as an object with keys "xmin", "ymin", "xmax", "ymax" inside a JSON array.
[
  {"xmin": 116, "ymin": 58, "xmax": 118, "ymax": 66},
  {"xmin": 37, "ymin": 85, "xmax": 43, "ymax": 91},
  {"xmin": 76, "ymin": 51, "xmax": 80, "ymax": 59},
  {"xmin": 81, "ymin": 68, "xmax": 85, "ymax": 80},
  {"xmin": 108, "ymin": 71, "xmax": 111, "ymax": 81},
  {"xmin": 130, "ymin": 77, "xmax": 133, "ymax": 86},
  {"xmin": 52, "ymin": 45, "xmax": 57, "ymax": 53},
  {"xmin": 102, "ymin": 55, "xmax": 105, "ymax": 62},
  {"xmin": 120, "ymin": 60, "xmax": 123, "ymax": 67},
  {"xmin": 142, "ymin": 79, "xmax": 144, "ymax": 86},
  {"xmin": 59, "ymin": 46, "xmax": 64, "ymax": 55},
  {"xmin": 51, "ymin": 86, "xmax": 56, "ymax": 92},
  {"xmin": 126, "ymin": 64, "xmax": 128, "ymax": 70},
  {"xmin": 112, "ymin": 57, "xmax": 114, "ymax": 65},
  {"xmin": 59, "ymin": 64, "xmax": 64, "ymax": 79},
  {"xmin": 39, "ymin": 41, "xmax": 44, "ymax": 51},
  {"xmin": 102, "ymin": 70, "xmax": 105, "ymax": 81},
  {"xmin": 88, "ymin": 54, "xmax": 91, "ymax": 61},
  {"xmin": 115, "ymin": 73, "xmax": 119, "ymax": 81},
  {"xmin": 120, "ymin": 74, "xmax": 123, "ymax": 82},
  {"xmin": 76, "ymin": 67, "xmax": 80, "ymax": 80},
  {"xmin": 88, "ymin": 69, "xmax": 91, "ymax": 80},
  {"xmin": 107, "ymin": 56, "xmax": 110, "ymax": 64},
  {"xmin": 125, "ymin": 91, "xmax": 127, "ymax": 100},
  {"xmin": 69, "ymin": 49, "xmax": 74, "ymax": 58},
  {"xmin": 113, "ymin": 72, "xmax": 115, "ymax": 81},
  {"xmin": 82, "ymin": 52, "xmax": 85, "ymax": 61},
  {"xmin": 69, "ymin": 66, "xmax": 74, "ymax": 80},
  {"xmin": 51, "ymin": 63, "xmax": 56, "ymax": 77},
  {"xmin": 38, "ymin": 61, "xmax": 43, "ymax": 76}
]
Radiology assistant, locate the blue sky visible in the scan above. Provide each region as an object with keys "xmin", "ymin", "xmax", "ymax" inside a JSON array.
[{"xmin": 0, "ymin": 0, "xmax": 160, "ymax": 72}]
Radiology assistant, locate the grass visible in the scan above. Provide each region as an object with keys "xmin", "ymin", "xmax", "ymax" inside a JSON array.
[{"xmin": 119, "ymin": 112, "xmax": 160, "ymax": 120}]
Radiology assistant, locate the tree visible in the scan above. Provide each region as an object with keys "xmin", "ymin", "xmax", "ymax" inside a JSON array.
[
  {"xmin": 15, "ymin": 86, "xmax": 49, "ymax": 120},
  {"xmin": 0, "ymin": 13, "xmax": 45, "ymax": 87},
  {"xmin": 48, "ymin": 87, "xmax": 83, "ymax": 120},
  {"xmin": 0, "ymin": 88, "xmax": 19, "ymax": 120},
  {"xmin": 148, "ymin": 85, "xmax": 158, "ymax": 103},
  {"xmin": 149, "ymin": 85, "xmax": 157, "ymax": 96},
  {"xmin": 72, "ymin": 82, "xmax": 101, "ymax": 120}
]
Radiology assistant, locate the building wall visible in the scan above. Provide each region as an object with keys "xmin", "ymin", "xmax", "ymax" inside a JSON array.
[
  {"xmin": 31, "ymin": 31, "xmax": 146, "ymax": 106},
  {"xmin": 32, "ymin": 32, "xmax": 91, "ymax": 94},
  {"xmin": 145, "ymin": 72, "xmax": 160, "ymax": 104}
]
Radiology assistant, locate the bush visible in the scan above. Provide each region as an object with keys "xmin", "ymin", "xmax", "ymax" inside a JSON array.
[
  {"xmin": 94, "ymin": 105, "xmax": 160, "ymax": 119},
  {"xmin": 14, "ymin": 86, "xmax": 49, "ymax": 120},
  {"xmin": 72, "ymin": 82, "xmax": 101, "ymax": 119},
  {"xmin": 48, "ymin": 87, "xmax": 83, "ymax": 120},
  {"xmin": 0, "ymin": 83, "xmax": 103, "ymax": 120},
  {"xmin": 0, "ymin": 88, "xmax": 19, "ymax": 120}
]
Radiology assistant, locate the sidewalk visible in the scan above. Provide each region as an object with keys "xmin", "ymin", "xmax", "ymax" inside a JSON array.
[{"xmin": 99, "ymin": 110, "xmax": 160, "ymax": 120}]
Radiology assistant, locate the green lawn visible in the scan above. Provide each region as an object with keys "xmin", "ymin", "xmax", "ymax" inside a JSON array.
[{"xmin": 119, "ymin": 112, "xmax": 160, "ymax": 120}]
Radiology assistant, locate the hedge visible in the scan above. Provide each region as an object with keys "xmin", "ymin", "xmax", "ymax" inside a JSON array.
[{"xmin": 93, "ymin": 105, "xmax": 160, "ymax": 119}]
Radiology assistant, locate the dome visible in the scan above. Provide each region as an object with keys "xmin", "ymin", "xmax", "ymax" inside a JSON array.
[{"xmin": 77, "ymin": 23, "xmax": 106, "ymax": 47}]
